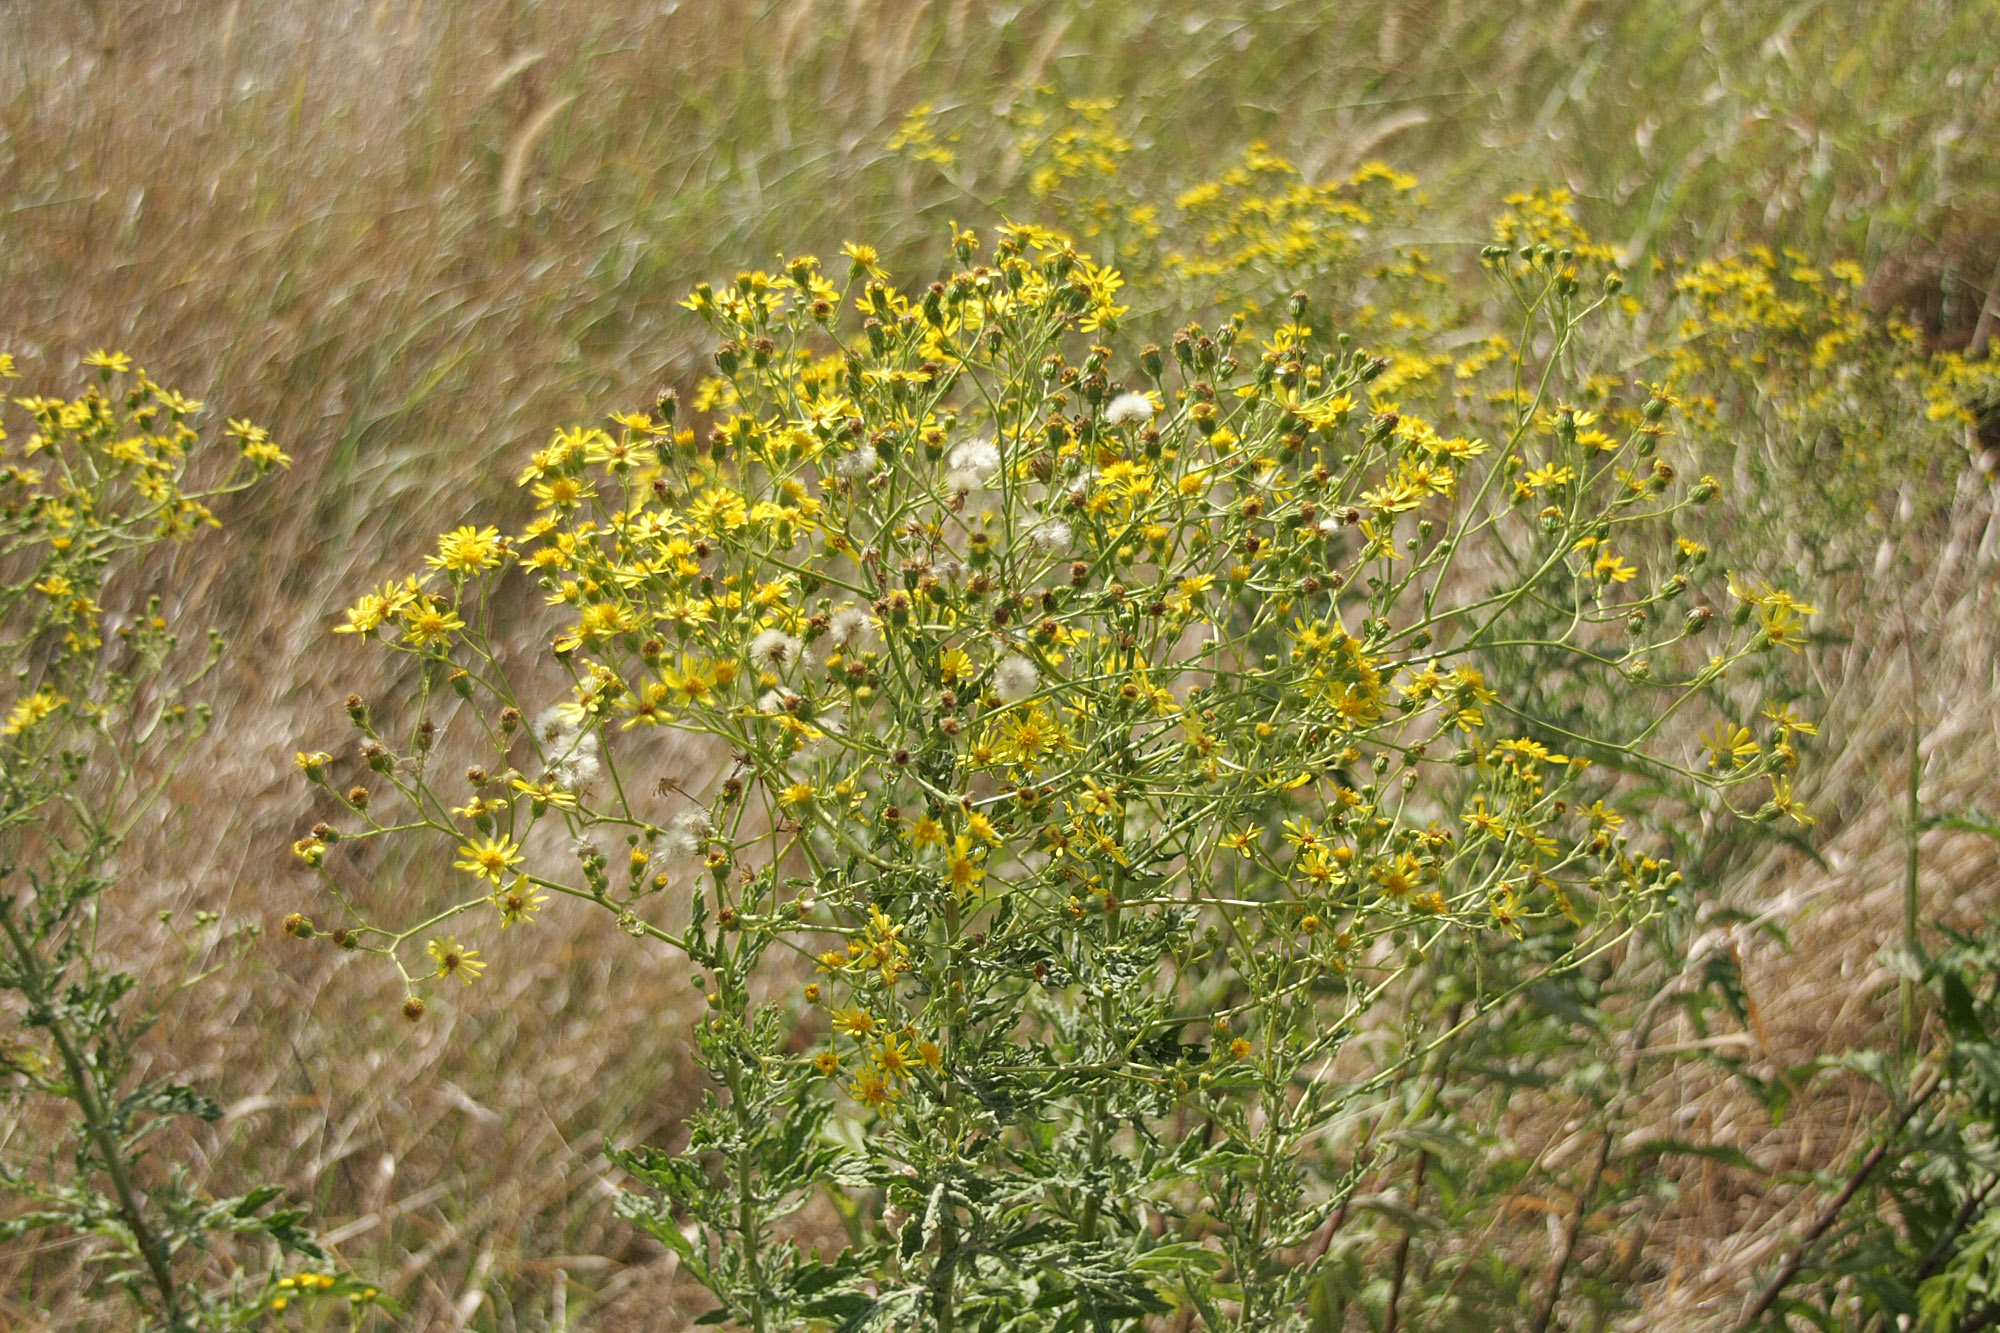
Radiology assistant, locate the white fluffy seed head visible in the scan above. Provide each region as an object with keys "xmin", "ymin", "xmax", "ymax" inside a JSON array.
[
  {"xmin": 993, "ymin": 654, "xmax": 1040, "ymax": 703},
  {"xmin": 750, "ymin": 628, "xmax": 802, "ymax": 672},
  {"xmin": 944, "ymin": 467, "xmax": 983, "ymax": 497},
  {"xmin": 535, "ymin": 705, "xmax": 599, "ymax": 791},
  {"xmin": 552, "ymin": 747, "xmax": 601, "ymax": 790},
  {"xmin": 948, "ymin": 437, "xmax": 1002, "ymax": 478},
  {"xmin": 533, "ymin": 704, "xmax": 584, "ymax": 749},
  {"xmin": 1105, "ymin": 391, "xmax": 1158, "ymax": 426},
  {"xmin": 827, "ymin": 604, "xmax": 870, "ymax": 652},
  {"xmin": 1028, "ymin": 519, "xmax": 1073, "ymax": 553},
  {"xmin": 834, "ymin": 445, "xmax": 880, "ymax": 480},
  {"xmin": 664, "ymin": 808, "xmax": 713, "ymax": 860}
]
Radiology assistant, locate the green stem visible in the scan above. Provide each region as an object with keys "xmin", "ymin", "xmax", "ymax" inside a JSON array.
[
  {"xmin": 937, "ymin": 892, "xmax": 967, "ymax": 1332},
  {"xmin": 1, "ymin": 902, "xmax": 182, "ymax": 1327},
  {"xmin": 718, "ymin": 997, "xmax": 768, "ymax": 1333},
  {"xmin": 1901, "ymin": 609, "xmax": 1925, "ymax": 1052}
]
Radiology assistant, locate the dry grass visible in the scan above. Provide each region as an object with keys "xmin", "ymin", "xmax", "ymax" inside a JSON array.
[
  {"xmin": 3, "ymin": 0, "xmax": 1999, "ymax": 1327},
  {"xmin": 1620, "ymin": 475, "xmax": 2000, "ymax": 1325}
]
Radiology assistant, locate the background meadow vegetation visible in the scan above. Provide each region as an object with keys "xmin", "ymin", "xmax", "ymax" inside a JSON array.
[{"xmin": 3, "ymin": 0, "xmax": 1999, "ymax": 1327}]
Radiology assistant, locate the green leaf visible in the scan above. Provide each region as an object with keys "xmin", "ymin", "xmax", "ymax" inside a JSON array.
[
  {"xmin": 1129, "ymin": 1241, "xmax": 1226, "ymax": 1275},
  {"xmin": 1623, "ymin": 1138, "xmax": 1761, "ymax": 1172}
]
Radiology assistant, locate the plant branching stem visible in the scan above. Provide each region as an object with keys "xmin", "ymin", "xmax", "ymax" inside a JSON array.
[
  {"xmin": 1, "ymin": 902, "xmax": 182, "ymax": 1326},
  {"xmin": 1733, "ymin": 1066, "xmax": 1944, "ymax": 1330},
  {"xmin": 1530, "ymin": 991, "xmax": 1671, "ymax": 1332}
]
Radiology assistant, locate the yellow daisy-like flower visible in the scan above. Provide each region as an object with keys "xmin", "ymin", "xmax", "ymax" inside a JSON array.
[
  {"xmin": 400, "ymin": 598, "xmax": 465, "ymax": 648},
  {"xmin": 532, "ymin": 475, "xmax": 595, "ymax": 511},
  {"xmin": 850, "ymin": 1067, "xmax": 900, "ymax": 1111},
  {"xmin": 946, "ymin": 836, "xmax": 986, "ymax": 895},
  {"xmin": 427, "ymin": 936, "xmax": 486, "ymax": 985},
  {"xmin": 455, "ymin": 835, "xmax": 525, "ymax": 884},
  {"xmin": 1698, "ymin": 720, "xmax": 1759, "ymax": 770},
  {"xmin": 875, "ymin": 1032, "xmax": 916, "ymax": 1081},
  {"xmin": 3, "ymin": 688, "xmax": 66, "ymax": 736},
  {"xmin": 830, "ymin": 1006, "xmax": 878, "ymax": 1040},
  {"xmin": 333, "ymin": 576, "xmax": 424, "ymax": 636},
  {"xmin": 426, "ymin": 524, "xmax": 505, "ymax": 575},
  {"xmin": 491, "ymin": 878, "xmax": 550, "ymax": 929}
]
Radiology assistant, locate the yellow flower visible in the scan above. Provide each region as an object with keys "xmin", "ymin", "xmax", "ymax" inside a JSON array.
[
  {"xmin": 426, "ymin": 525, "xmax": 505, "ymax": 574},
  {"xmin": 946, "ymin": 836, "xmax": 985, "ymax": 894},
  {"xmin": 510, "ymin": 776, "xmax": 580, "ymax": 810},
  {"xmin": 401, "ymin": 599, "xmax": 465, "ymax": 648},
  {"xmin": 854, "ymin": 907, "xmax": 911, "ymax": 984},
  {"xmin": 1523, "ymin": 461, "xmax": 1575, "ymax": 491},
  {"xmin": 3, "ymin": 688, "xmax": 66, "ymax": 736},
  {"xmin": 227, "ymin": 418, "xmax": 291, "ymax": 468},
  {"xmin": 455, "ymin": 835, "xmax": 525, "ymax": 884},
  {"xmin": 532, "ymin": 475, "xmax": 594, "ymax": 511},
  {"xmin": 333, "ymin": 576, "xmax": 423, "ymax": 636},
  {"xmin": 491, "ymin": 878, "xmax": 550, "ymax": 929},
  {"xmin": 1495, "ymin": 737, "xmax": 1566, "ymax": 766},
  {"xmin": 427, "ymin": 936, "xmax": 486, "ymax": 985},
  {"xmin": 1765, "ymin": 776, "xmax": 1815, "ymax": 828},
  {"xmin": 1592, "ymin": 550, "xmax": 1637, "ymax": 583},
  {"xmin": 1698, "ymin": 720, "xmax": 1759, "ymax": 770},
  {"xmin": 850, "ymin": 1067, "xmax": 899, "ymax": 1110},
  {"xmin": 830, "ymin": 1006, "xmax": 878, "ymax": 1040},
  {"xmin": 1758, "ymin": 603, "xmax": 1810, "ymax": 652},
  {"xmin": 875, "ymin": 1032, "xmax": 917, "ymax": 1081},
  {"xmin": 1760, "ymin": 701, "xmax": 1818, "ymax": 738}
]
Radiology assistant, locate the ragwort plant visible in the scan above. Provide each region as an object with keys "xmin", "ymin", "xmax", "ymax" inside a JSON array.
[
  {"xmin": 299, "ymin": 218, "xmax": 1819, "ymax": 1329},
  {"xmin": 0, "ymin": 353, "xmax": 366, "ymax": 1329}
]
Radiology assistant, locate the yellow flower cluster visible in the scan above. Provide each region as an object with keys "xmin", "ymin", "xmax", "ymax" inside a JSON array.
[{"xmin": 304, "ymin": 205, "xmax": 1815, "ymax": 1100}]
